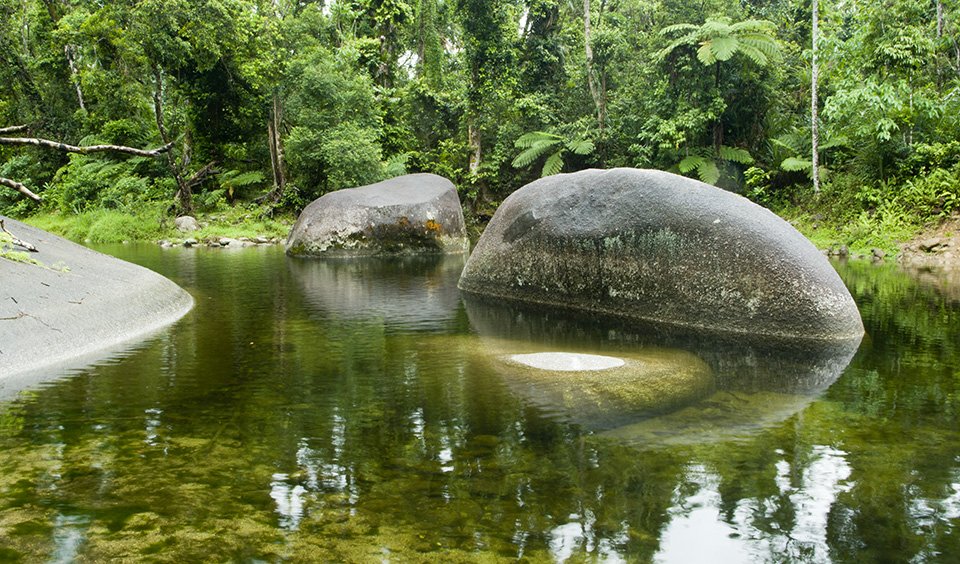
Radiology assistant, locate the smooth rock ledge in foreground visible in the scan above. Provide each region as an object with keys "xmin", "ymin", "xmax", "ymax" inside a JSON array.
[
  {"xmin": 286, "ymin": 173, "xmax": 469, "ymax": 257},
  {"xmin": 1, "ymin": 216, "xmax": 193, "ymax": 382},
  {"xmin": 458, "ymin": 168, "xmax": 864, "ymax": 341}
]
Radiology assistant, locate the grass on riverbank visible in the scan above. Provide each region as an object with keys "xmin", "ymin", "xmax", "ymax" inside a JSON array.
[
  {"xmin": 21, "ymin": 205, "xmax": 294, "ymax": 245},
  {"xmin": 9, "ymin": 186, "xmax": 954, "ymax": 260}
]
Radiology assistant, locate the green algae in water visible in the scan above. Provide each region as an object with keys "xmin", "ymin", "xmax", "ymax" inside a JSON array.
[{"xmin": 0, "ymin": 248, "xmax": 959, "ymax": 562}]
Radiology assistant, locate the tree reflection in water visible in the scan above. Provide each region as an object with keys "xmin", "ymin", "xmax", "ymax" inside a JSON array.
[{"xmin": 0, "ymin": 249, "xmax": 956, "ymax": 562}]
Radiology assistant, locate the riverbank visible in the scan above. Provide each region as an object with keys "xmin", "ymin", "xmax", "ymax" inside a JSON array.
[
  {"xmin": 897, "ymin": 216, "xmax": 960, "ymax": 268},
  {"xmin": 12, "ymin": 205, "xmax": 960, "ymax": 268},
  {"xmin": 23, "ymin": 206, "xmax": 293, "ymax": 246}
]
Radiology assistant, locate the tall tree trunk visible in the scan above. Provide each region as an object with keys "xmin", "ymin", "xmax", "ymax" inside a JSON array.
[
  {"xmin": 468, "ymin": 122, "xmax": 481, "ymax": 174},
  {"xmin": 583, "ymin": 0, "xmax": 605, "ymax": 130},
  {"xmin": 811, "ymin": 0, "xmax": 820, "ymax": 196},
  {"xmin": 938, "ymin": 1, "xmax": 945, "ymax": 38},
  {"xmin": 152, "ymin": 68, "xmax": 193, "ymax": 215},
  {"xmin": 266, "ymin": 93, "xmax": 287, "ymax": 203},
  {"xmin": 64, "ymin": 44, "xmax": 85, "ymax": 112}
]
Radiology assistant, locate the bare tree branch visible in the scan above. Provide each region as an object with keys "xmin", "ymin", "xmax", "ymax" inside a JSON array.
[
  {"xmin": 0, "ymin": 125, "xmax": 29, "ymax": 135},
  {"xmin": 184, "ymin": 161, "xmax": 220, "ymax": 191},
  {"xmin": 0, "ymin": 136, "xmax": 175, "ymax": 158},
  {"xmin": 0, "ymin": 219, "xmax": 39, "ymax": 251},
  {"xmin": 0, "ymin": 177, "xmax": 42, "ymax": 202}
]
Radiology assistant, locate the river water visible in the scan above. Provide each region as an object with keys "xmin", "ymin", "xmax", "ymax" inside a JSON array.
[{"xmin": 0, "ymin": 245, "xmax": 958, "ymax": 562}]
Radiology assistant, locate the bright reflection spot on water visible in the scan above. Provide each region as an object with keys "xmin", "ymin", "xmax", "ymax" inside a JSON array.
[
  {"xmin": 787, "ymin": 445, "xmax": 853, "ymax": 560},
  {"xmin": 270, "ymin": 473, "xmax": 306, "ymax": 530},
  {"xmin": 144, "ymin": 407, "xmax": 162, "ymax": 447},
  {"xmin": 907, "ymin": 463, "xmax": 960, "ymax": 558},
  {"xmin": 549, "ymin": 510, "xmax": 628, "ymax": 563},
  {"xmin": 656, "ymin": 447, "xmax": 853, "ymax": 563},
  {"xmin": 655, "ymin": 465, "xmax": 759, "ymax": 563},
  {"xmin": 51, "ymin": 514, "xmax": 89, "ymax": 564}
]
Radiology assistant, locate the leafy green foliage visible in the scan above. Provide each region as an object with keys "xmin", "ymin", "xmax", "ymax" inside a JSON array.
[{"xmin": 0, "ymin": 0, "xmax": 956, "ymax": 249}]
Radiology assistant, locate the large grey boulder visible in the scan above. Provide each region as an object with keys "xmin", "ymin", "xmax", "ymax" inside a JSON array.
[
  {"xmin": 286, "ymin": 173, "xmax": 469, "ymax": 257},
  {"xmin": 0, "ymin": 216, "xmax": 193, "ymax": 384},
  {"xmin": 459, "ymin": 168, "xmax": 864, "ymax": 341}
]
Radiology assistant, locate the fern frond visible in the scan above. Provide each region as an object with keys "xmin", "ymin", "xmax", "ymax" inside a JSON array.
[
  {"xmin": 773, "ymin": 133, "xmax": 805, "ymax": 153},
  {"xmin": 221, "ymin": 170, "xmax": 265, "ymax": 188},
  {"xmin": 699, "ymin": 18, "xmax": 733, "ymax": 36},
  {"xmin": 697, "ymin": 160, "xmax": 721, "ymax": 185},
  {"xmin": 512, "ymin": 141, "xmax": 557, "ymax": 168},
  {"xmin": 780, "ymin": 157, "xmax": 812, "ymax": 172},
  {"xmin": 696, "ymin": 42, "xmax": 717, "ymax": 65},
  {"xmin": 679, "ymin": 155, "xmax": 705, "ymax": 174},
  {"xmin": 718, "ymin": 145, "xmax": 754, "ymax": 164},
  {"xmin": 515, "ymin": 132, "xmax": 560, "ymax": 148},
  {"xmin": 659, "ymin": 23, "xmax": 698, "ymax": 37},
  {"xmin": 566, "ymin": 139, "xmax": 595, "ymax": 155},
  {"xmin": 731, "ymin": 19, "xmax": 776, "ymax": 34},
  {"xmin": 541, "ymin": 152, "xmax": 564, "ymax": 177},
  {"xmin": 705, "ymin": 35, "xmax": 738, "ymax": 62}
]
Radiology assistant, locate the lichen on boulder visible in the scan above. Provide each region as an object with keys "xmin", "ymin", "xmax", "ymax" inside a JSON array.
[
  {"xmin": 458, "ymin": 168, "xmax": 864, "ymax": 341},
  {"xmin": 286, "ymin": 173, "xmax": 469, "ymax": 258}
]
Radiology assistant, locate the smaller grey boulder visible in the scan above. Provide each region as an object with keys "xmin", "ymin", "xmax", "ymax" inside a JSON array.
[
  {"xmin": 175, "ymin": 216, "xmax": 200, "ymax": 232},
  {"xmin": 286, "ymin": 173, "xmax": 469, "ymax": 257}
]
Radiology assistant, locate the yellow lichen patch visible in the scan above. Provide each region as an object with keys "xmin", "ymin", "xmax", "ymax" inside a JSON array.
[{"xmin": 425, "ymin": 219, "xmax": 442, "ymax": 233}]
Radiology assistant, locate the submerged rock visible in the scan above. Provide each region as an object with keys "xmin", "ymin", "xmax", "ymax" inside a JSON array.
[
  {"xmin": 463, "ymin": 294, "xmax": 860, "ymax": 438},
  {"xmin": 459, "ymin": 168, "xmax": 863, "ymax": 341},
  {"xmin": 286, "ymin": 173, "xmax": 469, "ymax": 257},
  {"xmin": 497, "ymin": 347, "xmax": 714, "ymax": 428},
  {"xmin": 0, "ymin": 215, "xmax": 193, "ymax": 383}
]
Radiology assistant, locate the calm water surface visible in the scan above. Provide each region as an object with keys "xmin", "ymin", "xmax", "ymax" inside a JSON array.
[{"xmin": 1, "ymin": 246, "xmax": 959, "ymax": 562}]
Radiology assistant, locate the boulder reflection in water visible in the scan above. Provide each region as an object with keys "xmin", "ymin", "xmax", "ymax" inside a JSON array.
[
  {"xmin": 462, "ymin": 295, "xmax": 862, "ymax": 441},
  {"xmin": 288, "ymin": 254, "xmax": 466, "ymax": 333}
]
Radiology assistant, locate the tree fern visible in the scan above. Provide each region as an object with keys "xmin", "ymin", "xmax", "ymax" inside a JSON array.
[
  {"xmin": 220, "ymin": 170, "xmax": 265, "ymax": 199},
  {"xmin": 659, "ymin": 16, "xmax": 780, "ymax": 68},
  {"xmin": 512, "ymin": 130, "xmax": 595, "ymax": 177}
]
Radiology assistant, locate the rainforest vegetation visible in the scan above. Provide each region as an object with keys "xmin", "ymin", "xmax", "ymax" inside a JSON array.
[{"xmin": 0, "ymin": 0, "xmax": 958, "ymax": 250}]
